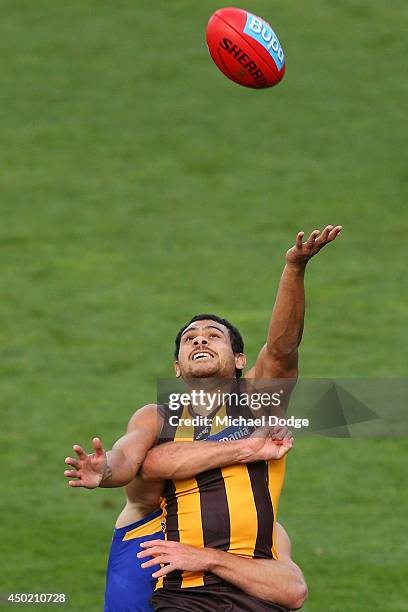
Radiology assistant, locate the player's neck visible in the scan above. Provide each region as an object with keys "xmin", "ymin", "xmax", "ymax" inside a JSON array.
[{"xmin": 185, "ymin": 378, "xmax": 236, "ymax": 415}]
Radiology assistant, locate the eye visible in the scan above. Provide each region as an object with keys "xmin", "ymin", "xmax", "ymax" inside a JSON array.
[{"xmin": 210, "ymin": 333, "xmax": 221, "ymax": 339}]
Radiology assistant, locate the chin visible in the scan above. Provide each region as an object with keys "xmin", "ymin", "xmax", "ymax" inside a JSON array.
[{"xmin": 189, "ymin": 362, "xmax": 220, "ymax": 378}]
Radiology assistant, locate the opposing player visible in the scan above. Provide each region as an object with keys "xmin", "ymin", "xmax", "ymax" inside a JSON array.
[{"xmin": 64, "ymin": 226, "xmax": 341, "ymax": 611}]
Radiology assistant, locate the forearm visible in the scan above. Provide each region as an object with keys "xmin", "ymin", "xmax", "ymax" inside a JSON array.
[
  {"xmin": 267, "ymin": 263, "xmax": 306, "ymax": 359},
  {"xmin": 251, "ymin": 226, "xmax": 341, "ymax": 380},
  {"xmin": 141, "ymin": 439, "xmax": 255, "ymax": 481},
  {"xmin": 206, "ymin": 550, "xmax": 307, "ymax": 609},
  {"xmin": 99, "ymin": 449, "xmax": 140, "ymax": 488}
]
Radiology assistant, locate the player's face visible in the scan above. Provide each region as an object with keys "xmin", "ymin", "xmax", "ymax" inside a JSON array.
[{"xmin": 175, "ymin": 320, "xmax": 246, "ymax": 379}]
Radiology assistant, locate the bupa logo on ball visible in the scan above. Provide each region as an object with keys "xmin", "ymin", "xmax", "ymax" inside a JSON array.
[{"xmin": 244, "ymin": 12, "xmax": 284, "ymax": 70}]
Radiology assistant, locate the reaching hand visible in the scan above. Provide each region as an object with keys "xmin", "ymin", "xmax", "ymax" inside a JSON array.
[
  {"xmin": 64, "ymin": 437, "xmax": 108, "ymax": 489},
  {"xmin": 286, "ymin": 225, "xmax": 342, "ymax": 267}
]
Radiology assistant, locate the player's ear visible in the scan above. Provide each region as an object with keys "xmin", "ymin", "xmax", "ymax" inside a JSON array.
[
  {"xmin": 235, "ymin": 353, "xmax": 246, "ymax": 373},
  {"xmin": 174, "ymin": 360, "xmax": 181, "ymax": 378}
]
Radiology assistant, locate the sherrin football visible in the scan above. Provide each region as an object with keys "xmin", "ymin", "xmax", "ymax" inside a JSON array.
[{"xmin": 206, "ymin": 7, "xmax": 285, "ymax": 89}]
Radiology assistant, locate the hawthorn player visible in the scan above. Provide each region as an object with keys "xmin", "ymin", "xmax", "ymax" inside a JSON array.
[{"xmin": 64, "ymin": 226, "xmax": 342, "ymax": 611}]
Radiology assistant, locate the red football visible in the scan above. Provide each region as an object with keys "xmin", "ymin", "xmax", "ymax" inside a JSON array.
[{"xmin": 206, "ymin": 7, "xmax": 285, "ymax": 89}]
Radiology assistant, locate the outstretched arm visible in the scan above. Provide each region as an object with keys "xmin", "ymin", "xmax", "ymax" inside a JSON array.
[
  {"xmin": 64, "ymin": 404, "xmax": 159, "ymax": 488},
  {"xmin": 246, "ymin": 225, "xmax": 342, "ymax": 381},
  {"xmin": 138, "ymin": 523, "xmax": 307, "ymax": 610}
]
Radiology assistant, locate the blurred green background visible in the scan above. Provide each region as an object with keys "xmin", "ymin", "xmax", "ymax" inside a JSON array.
[{"xmin": 1, "ymin": 0, "xmax": 407, "ymax": 610}]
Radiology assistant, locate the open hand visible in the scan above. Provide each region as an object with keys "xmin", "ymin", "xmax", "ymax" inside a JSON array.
[
  {"xmin": 286, "ymin": 225, "xmax": 342, "ymax": 267},
  {"xmin": 64, "ymin": 437, "xmax": 108, "ymax": 488}
]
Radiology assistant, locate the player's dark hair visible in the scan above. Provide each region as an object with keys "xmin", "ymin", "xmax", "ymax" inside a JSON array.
[{"xmin": 174, "ymin": 314, "xmax": 244, "ymax": 378}]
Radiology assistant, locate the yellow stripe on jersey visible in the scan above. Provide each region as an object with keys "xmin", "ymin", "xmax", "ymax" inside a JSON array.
[
  {"xmin": 174, "ymin": 404, "xmax": 195, "ymax": 440},
  {"xmin": 222, "ymin": 464, "xmax": 258, "ymax": 557},
  {"xmin": 210, "ymin": 403, "xmax": 227, "ymax": 436},
  {"xmin": 122, "ymin": 511, "xmax": 165, "ymax": 541},
  {"xmin": 268, "ymin": 456, "xmax": 286, "ymax": 559},
  {"xmin": 156, "ymin": 476, "xmax": 205, "ymax": 589},
  {"xmin": 175, "ymin": 477, "xmax": 205, "ymax": 587}
]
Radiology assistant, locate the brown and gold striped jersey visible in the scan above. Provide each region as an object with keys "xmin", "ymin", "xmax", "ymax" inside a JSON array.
[{"xmin": 156, "ymin": 400, "xmax": 286, "ymax": 589}]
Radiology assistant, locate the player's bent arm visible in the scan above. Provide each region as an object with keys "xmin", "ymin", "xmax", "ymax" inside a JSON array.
[
  {"xmin": 140, "ymin": 435, "xmax": 292, "ymax": 481},
  {"xmin": 139, "ymin": 524, "xmax": 307, "ymax": 610},
  {"xmin": 206, "ymin": 553, "xmax": 306, "ymax": 609},
  {"xmin": 64, "ymin": 404, "xmax": 160, "ymax": 489},
  {"xmin": 141, "ymin": 439, "xmax": 253, "ymax": 481},
  {"xmin": 206, "ymin": 524, "xmax": 306, "ymax": 609},
  {"xmin": 100, "ymin": 404, "xmax": 160, "ymax": 487}
]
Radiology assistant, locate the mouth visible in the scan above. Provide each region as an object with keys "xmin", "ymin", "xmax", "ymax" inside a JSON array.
[{"xmin": 191, "ymin": 351, "xmax": 215, "ymax": 361}]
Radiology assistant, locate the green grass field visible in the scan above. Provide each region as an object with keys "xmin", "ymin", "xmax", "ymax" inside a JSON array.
[{"xmin": 1, "ymin": 1, "xmax": 408, "ymax": 610}]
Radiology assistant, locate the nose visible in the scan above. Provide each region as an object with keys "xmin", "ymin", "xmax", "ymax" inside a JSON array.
[{"xmin": 193, "ymin": 336, "xmax": 208, "ymax": 346}]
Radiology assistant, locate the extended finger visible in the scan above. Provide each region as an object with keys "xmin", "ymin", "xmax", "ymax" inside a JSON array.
[
  {"xmin": 65, "ymin": 457, "xmax": 79, "ymax": 468},
  {"xmin": 137, "ymin": 548, "xmax": 160, "ymax": 559},
  {"xmin": 64, "ymin": 470, "xmax": 79, "ymax": 478},
  {"xmin": 317, "ymin": 225, "xmax": 334, "ymax": 244},
  {"xmin": 327, "ymin": 225, "xmax": 342, "ymax": 241},
  {"xmin": 140, "ymin": 540, "xmax": 166, "ymax": 549},
  {"xmin": 92, "ymin": 437, "xmax": 105, "ymax": 456},
  {"xmin": 73, "ymin": 444, "xmax": 88, "ymax": 460},
  {"xmin": 306, "ymin": 229, "xmax": 320, "ymax": 245},
  {"xmin": 152, "ymin": 564, "xmax": 175, "ymax": 579},
  {"xmin": 138, "ymin": 546, "xmax": 164, "ymax": 557},
  {"xmin": 140, "ymin": 556, "xmax": 168, "ymax": 569},
  {"xmin": 295, "ymin": 231, "xmax": 304, "ymax": 248},
  {"xmin": 68, "ymin": 480, "xmax": 84, "ymax": 487}
]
